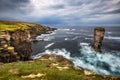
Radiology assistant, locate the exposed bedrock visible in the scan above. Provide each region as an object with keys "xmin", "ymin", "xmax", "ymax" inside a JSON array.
[
  {"xmin": 0, "ymin": 26, "xmax": 56, "ymax": 63},
  {"xmin": 0, "ymin": 30, "xmax": 32, "ymax": 62},
  {"xmin": 92, "ymin": 27, "xmax": 105, "ymax": 52},
  {"xmin": 10, "ymin": 30, "xmax": 32, "ymax": 61}
]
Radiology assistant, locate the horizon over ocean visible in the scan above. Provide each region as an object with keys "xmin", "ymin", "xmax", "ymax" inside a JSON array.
[{"xmin": 32, "ymin": 26, "xmax": 120, "ymax": 76}]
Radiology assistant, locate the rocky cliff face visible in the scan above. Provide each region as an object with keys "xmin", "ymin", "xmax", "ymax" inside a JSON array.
[
  {"xmin": 0, "ymin": 22, "xmax": 56, "ymax": 63},
  {"xmin": 10, "ymin": 30, "xmax": 32, "ymax": 61},
  {"xmin": 92, "ymin": 27, "xmax": 105, "ymax": 52},
  {"xmin": 0, "ymin": 31, "xmax": 17, "ymax": 62}
]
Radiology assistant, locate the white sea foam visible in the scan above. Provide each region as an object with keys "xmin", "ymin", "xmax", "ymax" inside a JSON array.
[
  {"xmin": 64, "ymin": 38, "xmax": 69, "ymax": 40},
  {"xmin": 85, "ymin": 38, "xmax": 92, "ymax": 40},
  {"xmin": 88, "ymin": 35, "xmax": 94, "ymax": 37},
  {"xmin": 71, "ymin": 29, "xmax": 76, "ymax": 31},
  {"xmin": 80, "ymin": 29, "xmax": 88, "ymax": 32},
  {"xmin": 36, "ymin": 34, "xmax": 55, "ymax": 41},
  {"xmin": 64, "ymin": 36, "xmax": 78, "ymax": 41},
  {"xmin": 32, "ymin": 42, "xmax": 120, "ymax": 76},
  {"xmin": 45, "ymin": 43, "xmax": 55, "ymax": 49},
  {"xmin": 104, "ymin": 36, "xmax": 120, "ymax": 40},
  {"xmin": 106, "ymin": 31, "xmax": 112, "ymax": 34},
  {"xmin": 71, "ymin": 36, "xmax": 78, "ymax": 40},
  {"xmin": 80, "ymin": 43, "xmax": 90, "ymax": 46},
  {"xmin": 61, "ymin": 28, "xmax": 70, "ymax": 31},
  {"xmin": 32, "ymin": 49, "xmax": 71, "ymax": 60},
  {"xmin": 62, "ymin": 28, "xmax": 76, "ymax": 31},
  {"xmin": 66, "ymin": 32, "xmax": 80, "ymax": 35}
]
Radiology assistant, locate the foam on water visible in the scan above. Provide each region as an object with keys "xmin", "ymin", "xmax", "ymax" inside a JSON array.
[
  {"xmin": 66, "ymin": 32, "xmax": 80, "ymax": 35},
  {"xmin": 106, "ymin": 31, "xmax": 112, "ymax": 34},
  {"xmin": 80, "ymin": 29, "xmax": 89, "ymax": 32},
  {"xmin": 85, "ymin": 38, "xmax": 92, "ymax": 40},
  {"xmin": 71, "ymin": 36, "xmax": 78, "ymax": 40},
  {"xmin": 64, "ymin": 36, "xmax": 78, "ymax": 41},
  {"xmin": 32, "ymin": 42, "xmax": 120, "ymax": 76},
  {"xmin": 32, "ymin": 49, "xmax": 71, "ymax": 60},
  {"xmin": 45, "ymin": 43, "xmax": 55, "ymax": 49},
  {"xmin": 64, "ymin": 38, "xmax": 69, "ymax": 40},
  {"xmin": 36, "ymin": 33, "xmax": 55, "ymax": 41},
  {"xmin": 32, "ymin": 27, "xmax": 120, "ymax": 76},
  {"xmin": 76, "ymin": 43, "xmax": 120, "ymax": 76},
  {"xmin": 104, "ymin": 36, "xmax": 120, "ymax": 40}
]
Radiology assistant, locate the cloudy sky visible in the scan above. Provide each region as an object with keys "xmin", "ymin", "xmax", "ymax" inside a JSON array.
[{"xmin": 0, "ymin": 0, "xmax": 120, "ymax": 26}]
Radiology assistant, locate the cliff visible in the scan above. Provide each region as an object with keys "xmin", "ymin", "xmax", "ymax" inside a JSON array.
[{"xmin": 0, "ymin": 20, "xmax": 56, "ymax": 62}]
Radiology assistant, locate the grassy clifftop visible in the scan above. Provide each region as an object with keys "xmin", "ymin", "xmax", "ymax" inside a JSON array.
[
  {"xmin": 0, "ymin": 20, "xmax": 34, "ymax": 31},
  {"xmin": 0, "ymin": 55, "xmax": 119, "ymax": 80},
  {"xmin": 0, "ymin": 20, "xmax": 45, "ymax": 31},
  {"xmin": 0, "ymin": 20, "xmax": 55, "ymax": 63}
]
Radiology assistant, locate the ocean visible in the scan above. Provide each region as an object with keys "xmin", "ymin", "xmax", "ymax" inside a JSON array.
[{"xmin": 31, "ymin": 26, "xmax": 120, "ymax": 76}]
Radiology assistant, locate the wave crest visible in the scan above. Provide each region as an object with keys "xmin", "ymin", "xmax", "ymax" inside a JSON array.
[{"xmin": 32, "ymin": 43, "xmax": 120, "ymax": 76}]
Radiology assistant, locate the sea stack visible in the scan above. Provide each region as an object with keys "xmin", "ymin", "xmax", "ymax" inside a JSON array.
[{"xmin": 93, "ymin": 27, "xmax": 105, "ymax": 52}]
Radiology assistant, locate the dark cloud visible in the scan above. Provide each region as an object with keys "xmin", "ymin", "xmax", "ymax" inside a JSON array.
[
  {"xmin": 50, "ymin": 4, "xmax": 65, "ymax": 9},
  {"xmin": 0, "ymin": 0, "xmax": 31, "ymax": 21},
  {"xmin": 105, "ymin": 9, "xmax": 120, "ymax": 14},
  {"xmin": 0, "ymin": 0, "xmax": 30, "ymax": 11},
  {"xmin": 38, "ymin": 15, "xmax": 64, "ymax": 24},
  {"xmin": 0, "ymin": 0, "xmax": 119, "ymax": 26}
]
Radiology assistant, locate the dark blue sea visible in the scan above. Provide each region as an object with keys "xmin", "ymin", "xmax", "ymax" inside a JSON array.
[{"xmin": 32, "ymin": 26, "xmax": 120, "ymax": 76}]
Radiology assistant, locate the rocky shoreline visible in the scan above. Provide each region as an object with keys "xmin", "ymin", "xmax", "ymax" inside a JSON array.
[
  {"xmin": 0, "ymin": 20, "xmax": 56, "ymax": 63},
  {"xmin": 0, "ymin": 20, "xmax": 120, "ymax": 79},
  {"xmin": 0, "ymin": 53, "xmax": 119, "ymax": 80}
]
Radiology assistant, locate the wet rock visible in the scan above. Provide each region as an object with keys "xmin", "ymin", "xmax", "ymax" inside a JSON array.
[{"xmin": 92, "ymin": 27, "xmax": 105, "ymax": 52}]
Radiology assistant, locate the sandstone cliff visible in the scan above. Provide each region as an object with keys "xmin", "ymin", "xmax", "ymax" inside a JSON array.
[{"xmin": 0, "ymin": 20, "xmax": 56, "ymax": 63}]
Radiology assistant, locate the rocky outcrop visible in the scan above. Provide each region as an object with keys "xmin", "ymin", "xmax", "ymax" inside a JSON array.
[
  {"xmin": 29, "ymin": 25, "xmax": 56, "ymax": 39},
  {"xmin": 0, "ymin": 31, "xmax": 18, "ymax": 62},
  {"xmin": 0, "ymin": 24, "xmax": 56, "ymax": 63},
  {"xmin": 92, "ymin": 27, "xmax": 105, "ymax": 52},
  {"xmin": 10, "ymin": 30, "xmax": 32, "ymax": 61}
]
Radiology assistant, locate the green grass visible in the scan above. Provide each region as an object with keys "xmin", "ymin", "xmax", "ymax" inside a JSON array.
[
  {"xmin": 0, "ymin": 58, "xmax": 118, "ymax": 80},
  {"xmin": 0, "ymin": 59, "xmax": 83, "ymax": 80},
  {"xmin": 0, "ymin": 20, "xmax": 36, "ymax": 31}
]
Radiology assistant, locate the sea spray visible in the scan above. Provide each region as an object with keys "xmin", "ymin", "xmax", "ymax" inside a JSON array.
[
  {"xmin": 32, "ymin": 27, "xmax": 120, "ymax": 76},
  {"xmin": 32, "ymin": 43, "xmax": 120, "ymax": 76}
]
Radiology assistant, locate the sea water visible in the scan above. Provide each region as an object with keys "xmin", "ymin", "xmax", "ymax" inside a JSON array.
[{"xmin": 32, "ymin": 26, "xmax": 120, "ymax": 76}]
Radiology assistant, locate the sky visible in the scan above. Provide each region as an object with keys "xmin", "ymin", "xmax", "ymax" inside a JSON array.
[{"xmin": 0, "ymin": 0, "xmax": 120, "ymax": 26}]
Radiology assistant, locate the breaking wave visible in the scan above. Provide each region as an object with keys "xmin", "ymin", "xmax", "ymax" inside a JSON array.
[
  {"xmin": 64, "ymin": 36, "xmax": 78, "ymax": 41},
  {"xmin": 32, "ymin": 43, "xmax": 120, "ymax": 76},
  {"xmin": 45, "ymin": 43, "xmax": 55, "ymax": 49},
  {"xmin": 106, "ymin": 31, "xmax": 112, "ymax": 34},
  {"xmin": 36, "ymin": 33, "xmax": 55, "ymax": 41},
  {"xmin": 104, "ymin": 36, "xmax": 120, "ymax": 40}
]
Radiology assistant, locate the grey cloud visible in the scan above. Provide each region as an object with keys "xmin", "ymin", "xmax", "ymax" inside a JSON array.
[
  {"xmin": 86, "ymin": 0, "xmax": 120, "ymax": 16},
  {"xmin": 104, "ymin": 9, "xmax": 120, "ymax": 14},
  {"xmin": 0, "ymin": 0, "xmax": 119, "ymax": 26},
  {"xmin": 50, "ymin": 4, "xmax": 65, "ymax": 9},
  {"xmin": 0, "ymin": 0, "xmax": 30, "ymax": 11},
  {"xmin": 0, "ymin": 0, "xmax": 31, "ymax": 21},
  {"xmin": 64, "ymin": 0, "xmax": 83, "ymax": 6}
]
